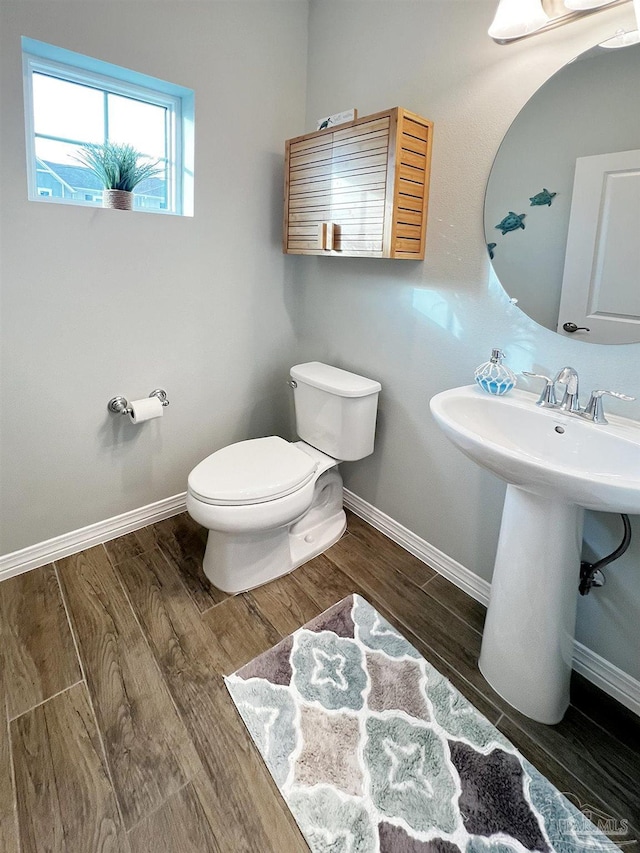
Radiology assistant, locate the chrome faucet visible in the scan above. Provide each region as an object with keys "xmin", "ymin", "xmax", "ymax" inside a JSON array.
[
  {"xmin": 554, "ymin": 366, "xmax": 581, "ymax": 413},
  {"xmin": 524, "ymin": 366, "xmax": 635, "ymax": 424}
]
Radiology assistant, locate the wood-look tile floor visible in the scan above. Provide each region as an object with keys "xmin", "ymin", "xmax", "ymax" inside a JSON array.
[{"xmin": 0, "ymin": 510, "xmax": 638, "ymax": 851}]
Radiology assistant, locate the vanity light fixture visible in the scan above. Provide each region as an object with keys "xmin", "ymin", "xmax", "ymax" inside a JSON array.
[
  {"xmin": 488, "ymin": 0, "xmax": 550, "ymax": 41},
  {"xmin": 489, "ymin": 0, "xmax": 630, "ymax": 43},
  {"xmin": 599, "ymin": 26, "xmax": 640, "ymax": 45},
  {"xmin": 599, "ymin": 0, "xmax": 640, "ymax": 44}
]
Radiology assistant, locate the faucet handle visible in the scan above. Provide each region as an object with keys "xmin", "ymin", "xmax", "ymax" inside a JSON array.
[
  {"xmin": 523, "ymin": 372, "xmax": 557, "ymax": 407},
  {"xmin": 583, "ymin": 389, "xmax": 635, "ymax": 425}
]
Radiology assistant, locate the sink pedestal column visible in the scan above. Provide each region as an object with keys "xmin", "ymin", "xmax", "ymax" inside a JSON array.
[{"xmin": 479, "ymin": 484, "xmax": 584, "ymax": 724}]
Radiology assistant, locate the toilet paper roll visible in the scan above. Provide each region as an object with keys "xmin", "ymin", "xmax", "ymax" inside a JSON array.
[{"xmin": 128, "ymin": 396, "xmax": 164, "ymax": 424}]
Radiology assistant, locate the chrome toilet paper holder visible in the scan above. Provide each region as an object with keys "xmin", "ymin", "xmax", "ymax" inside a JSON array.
[{"xmin": 107, "ymin": 388, "xmax": 170, "ymax": 415}]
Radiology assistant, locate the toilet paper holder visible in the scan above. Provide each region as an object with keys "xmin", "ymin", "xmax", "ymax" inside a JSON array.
[{"xmin": 107, "ymin": 388, "xmax": 170, "ymax": 415}]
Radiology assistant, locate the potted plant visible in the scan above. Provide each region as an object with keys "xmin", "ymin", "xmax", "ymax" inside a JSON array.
[{"xmin": 73, "ymin": 141, "xmax": 162, "ymax": 210}]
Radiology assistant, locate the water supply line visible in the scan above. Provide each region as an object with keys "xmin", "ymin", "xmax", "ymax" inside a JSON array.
[{"xmin": 579, "ymin": 514, "xmax": 632, "ymax": 596}]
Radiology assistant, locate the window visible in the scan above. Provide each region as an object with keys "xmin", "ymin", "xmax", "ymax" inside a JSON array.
[{"xmin": 22, "ymin": 38, "xmax": 194, "ymax": 216}]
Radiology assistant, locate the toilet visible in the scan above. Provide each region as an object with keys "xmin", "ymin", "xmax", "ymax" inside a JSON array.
[{"xmin": 186, "ymin": 362, "xmax": 381, "ymax": 593}]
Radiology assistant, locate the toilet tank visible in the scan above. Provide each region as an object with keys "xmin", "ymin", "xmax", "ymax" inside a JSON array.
[{"xmin": 290, "ymin": 362, "xmax": 381, "ymax": 461}]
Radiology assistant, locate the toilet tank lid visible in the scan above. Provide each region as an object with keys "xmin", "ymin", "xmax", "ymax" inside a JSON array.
[{"xmin": 290, "ymin": 362, "xmax": 381, "ymax": 398}]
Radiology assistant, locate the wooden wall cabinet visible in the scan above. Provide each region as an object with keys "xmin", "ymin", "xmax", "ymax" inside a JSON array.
[{"xmin": 283, "ymin": 107, "xmax": 433, "ymax": 260}]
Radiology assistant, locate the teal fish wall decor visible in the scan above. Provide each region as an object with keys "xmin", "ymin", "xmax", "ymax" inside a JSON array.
[
  {"xmin": 487, "ymin": 242, "xmax": 497, "ymax": 260},
  {"xmin": 495, "ymin": 212, "xmax": 526, "ymax": 235},
  {"xmin": 529, "ymin": 188, "xmax": 557, "ymax": 207}
]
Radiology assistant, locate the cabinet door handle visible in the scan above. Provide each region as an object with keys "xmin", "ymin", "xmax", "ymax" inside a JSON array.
[
  {"xmin": 318, "ymin": 222, "xmax": 334, "ymax": 250},
  {"xmin": 325, "ymin": 222, "xmax": 334, "ymax": 251}
]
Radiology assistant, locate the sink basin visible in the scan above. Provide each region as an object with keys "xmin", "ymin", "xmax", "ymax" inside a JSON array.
[
  {"xmin": 429, "ymin": 385, "xmax": 640, "ymax": 724},
  {"xmin": 430, "ymin": 385, "xmax": 640, "ymax": 513}
]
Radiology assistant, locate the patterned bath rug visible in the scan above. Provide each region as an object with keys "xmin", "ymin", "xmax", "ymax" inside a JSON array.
[{"xmin": 225, "ymin": 594, "xmax": 622, "ymax": 852}]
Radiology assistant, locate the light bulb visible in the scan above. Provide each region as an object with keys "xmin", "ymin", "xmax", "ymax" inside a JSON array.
[{"xmin": 488, "ymin": 0, "xmax": 550, "ymax": 41}]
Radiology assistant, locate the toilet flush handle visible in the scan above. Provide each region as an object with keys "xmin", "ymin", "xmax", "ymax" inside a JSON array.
[{"xmin": 288, "ymin": 379, "xmax": 297, "ymax": 389}]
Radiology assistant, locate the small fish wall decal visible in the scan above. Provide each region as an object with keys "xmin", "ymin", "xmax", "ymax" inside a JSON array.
[{"xmin": 487, "ymin": 242, "xmax": 497, "ymax": 259}]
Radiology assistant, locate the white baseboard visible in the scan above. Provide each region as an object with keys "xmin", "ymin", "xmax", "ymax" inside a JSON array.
[
  {"xmin": 0, "ymin": 492, "xmax": 187, "ymax": 582},
  {"xmin": 344, "ymin": 489, "xmax": 491, "ymax": 605},
  {"xmin": 572, "ymin": 641, "xmax": 640, "ymax": 716},
  {"xmin": 343, "ymin": 488, "xmax": 640, "ymax": 717}
]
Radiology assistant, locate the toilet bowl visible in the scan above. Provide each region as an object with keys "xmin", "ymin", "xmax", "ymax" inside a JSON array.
[
  {"xmin": 187, "ymin": 438, "xmax": 345, "ymax": 593},
  {"xmin": 187, "ymin": 362, "xmax": 381, "ymax": 594}
]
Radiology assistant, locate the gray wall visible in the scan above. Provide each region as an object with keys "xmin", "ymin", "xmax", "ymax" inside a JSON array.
[
  {"xmin": 485, "ymin": 43, "xmax": 640, "ymax": 330},
  {"xmin": 299, "ymin": 0, "xmax": 640, "ymax": 680},
  {"xmin": 0, "ymin": 0, "xmax": 308, "ymax": 552}
]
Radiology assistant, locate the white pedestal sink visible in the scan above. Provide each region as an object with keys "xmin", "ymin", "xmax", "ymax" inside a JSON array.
[{"xmin": 430, "ymin": 385, "xmax": 640, "ymax": 724}]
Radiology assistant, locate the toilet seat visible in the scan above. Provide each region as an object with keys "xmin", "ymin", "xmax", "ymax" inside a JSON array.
[{"xmin": 188, "ymin": 436, "xmax": 317, "ymax": 506}]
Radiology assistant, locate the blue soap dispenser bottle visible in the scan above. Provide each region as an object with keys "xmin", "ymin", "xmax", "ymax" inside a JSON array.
[{"xmin": 474, "ymin": 348, "xmax": 516, "ymax": 396}]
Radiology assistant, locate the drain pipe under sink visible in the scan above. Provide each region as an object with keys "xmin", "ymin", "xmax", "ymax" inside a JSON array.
[{"xmin": 579, "ymin": 514, "xmax": 632, "ymax": 595}]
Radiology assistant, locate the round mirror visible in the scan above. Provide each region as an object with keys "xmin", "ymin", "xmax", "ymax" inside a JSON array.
[{"xmin": 484, "ymin": 40, "xmax": 640, "ymax": 344}]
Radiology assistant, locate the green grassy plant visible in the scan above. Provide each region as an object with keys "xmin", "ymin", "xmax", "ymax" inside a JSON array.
[{"xmin": 73, "ymin": 142, "xmax": 162, "ymax": 192}]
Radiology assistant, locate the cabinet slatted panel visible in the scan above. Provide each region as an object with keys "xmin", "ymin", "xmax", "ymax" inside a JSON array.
[
  {"xmin": 289, "ymin": 181, "xmax": 387, "ymax": 200},
  {"xmin": 390, "ymin": 112, "xmax": 433, "ymax": 258},
  {"xmin": 290, "ymin": 204, "xmax": 386, "ymax": 221},
  {"xmin": 331, "ymin": 117, "xmax": 389, "ymax": 254},
  {"xmin": 286, "ymin": 134, "xmax": 334, "ymax": 251},
  {"xmin": 286, "ymin": 117, "xmax": 389, "ymax": 254}
]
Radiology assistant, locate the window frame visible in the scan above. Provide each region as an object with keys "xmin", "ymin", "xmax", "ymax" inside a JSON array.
[{"xmin": 22, "ymin": 38, "xmax": 194, "ymax": 216}]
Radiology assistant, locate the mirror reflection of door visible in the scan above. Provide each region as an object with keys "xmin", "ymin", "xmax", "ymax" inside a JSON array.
[
  {"xmin": 558, "ymin": 150, "xmax": 640, "ymax": 343},
  {"xmin": 484, "ymin": 41, "xmax": 640, "ymax": 344}
]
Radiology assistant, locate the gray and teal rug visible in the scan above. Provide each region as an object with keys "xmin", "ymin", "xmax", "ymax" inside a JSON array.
[{"xmin": 225, "ymin": 594, "xmax": 621, "ymax": 852}]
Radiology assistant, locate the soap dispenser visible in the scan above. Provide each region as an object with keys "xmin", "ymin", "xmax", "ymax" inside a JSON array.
[{"xmin": 474, "ymin": 349, "xmax": 516, "ymax": 396}]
